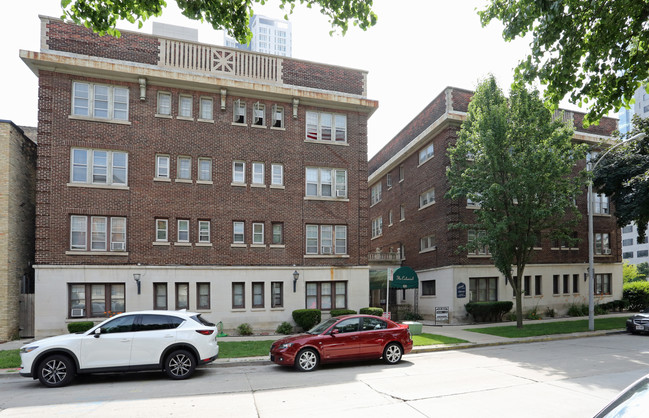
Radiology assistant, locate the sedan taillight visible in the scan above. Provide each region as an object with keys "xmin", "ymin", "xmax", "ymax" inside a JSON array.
[{"xmin": 196, "ymin": 330, "xmax": 214, "ymax": 335}]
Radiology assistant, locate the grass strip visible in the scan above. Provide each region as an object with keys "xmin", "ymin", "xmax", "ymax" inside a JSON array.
[
  {"xmin": 0, "ymin": 349, "xmax": 20, "ymax": 369},
  {"xmin": 217, "ymin": 340, "xmax": 275, "ymax": 358},
  {"xmin": 465, "ymin": 317, "xmax": 627, "ymax": 338},
  {"xmin": 412, "ymin": 333, "xmax": 468, "ymax": 346}
]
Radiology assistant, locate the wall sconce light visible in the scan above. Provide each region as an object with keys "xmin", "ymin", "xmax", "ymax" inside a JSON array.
[
  {"xmin": 292, "ymin": 98, "xmax": 299, "ymax": 119},
  {"xmin": 220, "ymin": 89, "xmax": 227, "ymax": 110},
  {"xmin": 133, "ymin": 273, "xmax": 141, "ymax": 294},
  {"xmin": 293, "ymin": 270, "xmax": 299, "ymax": 292},
  {"xmin": 138, "ymin": 78, "xmax": 147, "ymax": 101}
]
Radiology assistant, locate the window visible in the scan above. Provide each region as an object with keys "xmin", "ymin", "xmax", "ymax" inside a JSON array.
[
  {"xmin": 305, "ymin": 111, "xmax": 347, "ymax": 142},
  {"xmin": 573, "ymin": 274, "xmax": 579, "ymax": 293},
  {"xmin": 638, "ymin": 250, "xmax": 649, "ymax": 258},
  {"xmin": 156, "ymin": 219, "xmax": 168, "ymax": 242},
  {"xmin": 252, "ymin": 282, "xmax": 264, "ymax": 308},
  {"xmin": 272, "ymin": 105, "xmax": 284, "ymax": 128},
  {"xmin": 233, "ymin": 99, "xmax": 246, "ymax": 124},
  {"xmin": 400, "ymin": 204, "xmax": 405, "ymax": 221},
  {"xmin": 271, "ymin": 164, "xmax": 284, "ymax": 186},
  {"xmin": 623, "ymin": 251, "xmax": 634, "ymax": 258},
  {"xmin": 306, "ymin": 281, "xmax": 347, "ymax": 310},
  {"xmin": 233, "ymin": 161, "xmax": 245, "ymax": 184},
  {"xmin": 271, "ymin": 282, "xmax": 283, "ymax": 308},
  {"xmin": 370, "ymin": 182, "xmax": 382, "ymax": 205},
  {"xmin": 177, "ymin": 220, "xmax": 189, "ymax": 242},
  {"xmin": 198, "ymin": 158, "xmax": 212, "ymax": 182},
  {"xmin": 595, "ymin": 273, "xmax": 611, "ymax": 295},
  {"xmin": 467, "ymin": 193, "xmax": 483, "ymax": 208},
  {"xmin": 272, "ymin": 223, "xmax": 283, "ymax": 245},
  {"xmin": 422, "ymin": 280, "xmax": 436, "ymax": 296},
  {"xmin": 72, "ymin": 82, "xmax": 129, "ymax": 121},
  {"xmin": 252, "ymin": 222, "xmax": 264, "ymax": 245},
  {"xmin": 253, "ymin": 102, "xmax": 265, "ymax": 126},
  {"xmin": 306, "ymin": 168, "xmax": 347, "ymax": 198},
  {"xmin": 71, "ymin": 148, "xmax": 128, "ymax": 186},
  {"xmin": 233, "ymin": 221, "xmax": 245, "ymax": 244},
  {"xmin": 419, "ymin": 142, "xmax": 434, "ymax": 164},
  {"xmin": 178, "ymin": 95, "xmax": 192, "ymax": 118},
  {"xmin": 198, "ymin": 221, "xmax": 210, "ymax": 243},
  {"xmin": 595, "ymin": 233, "xmax": 611, "ymax": 255},
  {"xmin": 232, "ymin": 282, "xmax": 245, "ymax": 308},
  {"xmin": 553, "ymin": 275, "xmax": 560, "ymax": 295},
  {"xmin": 622, "ymin": 225, "xmax": 634, "ymax": 234},
  {"xmin": 371, "ymin": 217, "xmax": 382, "ymax": 239},
  {"xmin": 623, "ymin": 238, "xmax": 634, "ymax": 246},
  {"xmin": 153, "ymin": 283, "xmax": 167, "ymax": 310},
  {"xmin": 176, "ymin": 283, "xmax": 189, "ymax": 310},
  {"xmin": 594, "ymin": 194, "xmax": 609, "ymax": 214},
  {"xmin": 305, "ymin": 225, "xmax": 347, "ymax": 255},
  {"xmin": 469, "ymin": 277, "xmax": 497, "ymax": 302},
  {"xmin": 69, "ymin": 283, "xmax": 125, "ymax": 318},
  {"xmin": 524, "ymin": 276, "xmax": 531, "ymax": 296},
  {"xmin": 563, "ymin": 274, "xmax": 570, "ymax": 294},
  {"xmin": 69, "ymin": 216, "xmax": 126, "ymax": 252},
  {"xmin": 197, "ymin": 283, "xmax": 210, "ymax": 309},
  {"xmin": 177, "ymin": 156, "xmax": 191, "ymax": 180},
  {"xmin": 386, "ymin": 173, "xmax": 392, "ymax": 188},
  {"xmin": 156, "ymin": 155, "xmax": 170, "ymax": 179},
  {"xmin": 388, "ymin": 210, "xmax": 393, "ymax": 226},
  {"xmin": 468, "ymin": 230, "xmax": 489, "ymax": 255},
  {"xmin": 252, "ymin": 162, "xmax": 265, "ymax": 185},
  {"xmin": 419, "ymin": 188, "xmax": 435, "ymax": 208},
  {"xmin": 420, "ymin": 235, "xmax": 435, "ymax": 252},
  {"xmin": 399, "ymin": 165, "xmax": 404, "ymax": 182},
  {"xmin": 157, "ymin": 91, "xmax": 171, "ymax": 116},
  {"xmin": 200, "ymin": 97, "xmax": 213, "ymax": 120},
  {"xmin": 534, "ymin": 275, "xmax": 542, "ymax": 296}
]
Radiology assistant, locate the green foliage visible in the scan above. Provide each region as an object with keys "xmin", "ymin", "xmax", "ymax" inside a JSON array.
[
  {"xmin": 600, "ymin": 300, "xmax": 629, "ymax": 312},
  {"xmin": 567, "ymin": 304, "xmax": 589, "ymax": 317},
  {"xmin": 479, "ymin": 0, "xmax": 649, "ymax": 124},
  {"xmin": 329, "ymin": 309, "xmax": 356, "ymax": 317},
  {"xmin": 624, "ymin": 262, "xmax": 643, "ymax": 283},
  {"xmin": 359, "ymin": 307, "xmax": 383, "ymax": 317},
  {"xmin": 544, "ymin": 307, "xmax": 555, "ymax": 318},
  {"xmin": 403, "ymin": 312, "xmax": 424, "ymax": 321},
  {"xmin": 447, "ymin": 76, "xmax": 587, "ymax": 328},
  {"xmin": 638, "ymin": 262, "xmax": 649, "ymax": 281},
  {"xmin": 67, "ymin": 321, "xmax": 94, "ymax": 333},
  {"xmin": 61, "ymin": 0, "xmax": 377, "ymax": 43},
  {"xmin": 525, "ymin": 309, "xmax": 541, "ymax": 320},
  {"xmin": 623, "ymin": 281, "xmax": 649, "ymax": 311},
  {"xmin": 237, "ymin": 323, "xmax": 253, "ymax": 336},
  {"xmin": 465, "ymin": 302, "xmax": 513, "ymax": 323},
  {"xmin": 292, "ymin": 309, "xmax": 321, "ymax": 331},
  {"xmin": 275, "ymin": 321, "xmax": 294, "ymax": 335}
]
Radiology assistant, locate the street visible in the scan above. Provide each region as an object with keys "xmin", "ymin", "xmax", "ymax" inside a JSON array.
[{"xmin": 1, "ymin": 333, "xmax": 648, "ymax": 417}]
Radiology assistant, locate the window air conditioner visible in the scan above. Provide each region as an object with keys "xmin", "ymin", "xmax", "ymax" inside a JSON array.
[
  {"xmin": 336, "ymin": 190, "xmax": 346, "ymax": 198},
  {"xmin": 71, "ymin": 308, "xmax": 85, "ymax": 317},
  {"xmin": 111, "ymin": 242, "xmax": 125, "ymax": 251},
  {"xmin": 604, "ymin": 249, "xmax": 611, "ymax": 255},
  {"xmin": 321, "ymin": 246, "xmax": 332, "ymax": 255}
]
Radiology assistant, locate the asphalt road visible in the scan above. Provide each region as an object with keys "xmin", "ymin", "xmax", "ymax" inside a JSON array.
[{"xmin": 1, "ymin": 333, "xmax": 648, "ymax": 417}]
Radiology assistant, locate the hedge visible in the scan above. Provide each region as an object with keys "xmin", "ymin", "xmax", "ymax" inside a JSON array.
[
  {"xmin": 67, "ymin": 321, "xmax": 94, "ymax": 333},
  {"xmin": 465, "ymin": 302, "xmax": 513, "ymax": 322},
  {"xmin": 292, "ymin": 309, "xmax": 321, "ymax": 331},
  {"xmin": 359, "ymin": 307, "xmax": 384, "ymax": 317},
  {"xmin": 623, "ymin": 281, "xmax": 649, "ymax": 311},
  {"xmin": 330, "ymin": 309, "xmax": 356, "ymax": 317},
  {"xmin": 600, "ymin": 300, "xmax": 629, "ymax": 312}
]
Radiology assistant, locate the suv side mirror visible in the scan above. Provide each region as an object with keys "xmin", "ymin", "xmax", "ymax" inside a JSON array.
[{"xmin": 93, "ymin": 328, "xmax": 102, "ymax": 338}]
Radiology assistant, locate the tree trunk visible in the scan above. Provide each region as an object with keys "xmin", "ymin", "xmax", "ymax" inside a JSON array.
[{"xmin": 515, "ymin": 265, "xmax": 525, "ymax": 328}]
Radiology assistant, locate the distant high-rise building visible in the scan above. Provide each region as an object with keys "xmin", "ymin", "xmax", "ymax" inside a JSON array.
[
  {"xmin": 618, "ymin": 85, "xmax": 649, "ymax": 136},
  {"xmin": 224, "ymin": 15, "xmax": 292, "ymax": 57}
]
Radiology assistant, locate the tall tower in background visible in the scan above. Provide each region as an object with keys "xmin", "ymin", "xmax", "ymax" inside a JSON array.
[{"xmin": 224, "ymin": 15, "xmax": 292, "ymax": 57}]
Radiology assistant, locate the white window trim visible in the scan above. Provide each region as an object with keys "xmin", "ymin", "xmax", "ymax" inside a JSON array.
[
  {"xmin": 198, "ymin": 97, "xmax": 214, "ymax": 122},
  {"xmin": 197, "ymin": 157, "xmax": 213, "ymax": 183},
  {"xmin": 69, "ymin": 215, "xmax": 127, "ymax": 252},
  {"xmin": 233, "ymin": 221, "xmax": 245, "ymax": 244},
  {"xmin": 271, "ymin": 163, "xmax": 284, "ymax": 188},
  {"xmin": 370, "ymin": 183, "xmax": 382, "ymax": 206},
  {"xmin": 418, "ymin": 143, "xmax": 435, "ymax": 166},
  {"xmin": 371, "ymin": 217, "xmax": 383, "ymax": 239},
  {"xmin": 177, "ymin": 219, "xmax": 190, "ymax": 243},
  {"xmin": 156, "ymin": 91, "xmax": 172, "ymax": 118},
  {"xmin": 232, "ymin": 161, "xmax": 246, "ymax": 185},
  {"xmin": 156, "ymin": 219, "xmax": 169, "ymax": 242},
  {"xmin": 69, "ymin": 148, "xmax": 129, "ymax": 188},
  {"xmin": 252, "ymin": 162, "xmax": 266, "ymax": 187},
  {"xmin": 71, "ymin": 81, "xmax": 130, "ymax": 123},
  {"xmin": 155, "ymin": 154, "xmax": 170, "ymax": 180},
  {"xmin": 419, "ymin": 235, "xmax": 436, "ymax": 253},
  {"xmin": 419, "ymin": 188, "xmax": 436, "ymax": 209},
  {"xmin": 176, "ymin": 156, "xmax": 192, "ymax": 182},
  {"xmin": 305, "ymin": 167, "xmax": 347, "ymax": 199},
  {"xmin": 305, "ymin": 224, "xmax": 347, "ymax": 256},
  {"xmin": 271, "ymin": 105, "xmax": 285, "ymax": 130},
  {"xmin": 177, "ymin": 94, "xmax": 194, "ymax": 120},
  {"xmin": 252, "ymin": 222, "xmax": 265, "ymax": 245},
  {"xmin": 233, "ymin": 99, "xmax": 246, "ymax": 125},
  {"xmin": 305, "ymin": 111, "xmax": 347, "ymax": 143},
  {"xmin": 252, "ymin": 102, "xmax": 266, "ymax": 128}
]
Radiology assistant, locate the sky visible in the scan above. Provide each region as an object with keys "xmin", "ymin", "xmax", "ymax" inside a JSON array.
[{"xmin": 0, "ymin": 0, "xmax": 582, "ymax": 158}]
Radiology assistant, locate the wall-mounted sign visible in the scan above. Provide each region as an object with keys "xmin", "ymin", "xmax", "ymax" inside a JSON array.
[{"xmin": 457, "ymin": 282, "xmax": 466, "ymax": 298}]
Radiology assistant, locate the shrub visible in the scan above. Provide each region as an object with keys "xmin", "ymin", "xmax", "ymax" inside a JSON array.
[
  {"xmin": 567, "ymin": 303, "xmax": 588, "ymax": 317},
  {"xmin": 403, "ymin": 312, "xmax": 424, "ymax": 321},
  {"xmin": 526, "ymin": 309, "xmax": 541, "ymax": 320},
  {"xmin": 237, "ymin": 323, "xmax": 253, "ymax": 336},
  {"xmin": 292, "ymin": 309, "xmax": 321, "ymax": 331},
  {"xmin": 594, "ymin": 304, "xmax": 609, "ymax": 315},
  {"xmin": 330, "ymin": 309, "xmax": 356, "ymax": 317},
  {"xmin": 544, "ymin": 307, "xmax": 555, "ymax": 318},
  {"xmin": 67, "ymin": 321, "xmax": 94, "ymax": 333},
  {"xmin": 623, "ymin": 281, "xmax": 649, "ymax": 311},
  {"xmin": 464, "ymin": 302, "xmax": 513, "ymax": 322},
  {"xmin": 275, "ymin": 321, "xmax": 293, "ymax": 335},
  {"xmin": 601, "ymin": 299, "xmax": 629, "ymax": 312},
  {"xmin": 359, "ymin": 307, "xmax": 384, "ymax": 317}
]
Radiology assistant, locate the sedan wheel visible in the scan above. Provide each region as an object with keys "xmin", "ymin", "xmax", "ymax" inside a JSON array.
[
  {"xmin": 383, "ymin": 342, "xmax": 403, "ymax": 365},
  {"xmin": 37, "ymin": 354, "xmax": 75, "ymax": 387},
  {"xmin": 164, "ymin": 349, "xmax": 196, "ymax": 380},
  {"xmin": 295, "ymin": 348, "xmax": 319, "ymax": 372}
]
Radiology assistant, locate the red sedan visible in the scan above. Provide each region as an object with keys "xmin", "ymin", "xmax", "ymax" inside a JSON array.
[{"xmin": 270, "ymin": 314, "xmax": 413, "ymax": 371}]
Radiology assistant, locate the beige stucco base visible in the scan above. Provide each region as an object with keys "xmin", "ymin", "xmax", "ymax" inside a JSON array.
[
  {"xmin": 33, "ymin": 265, "xmax": 369, "ymax": 338},
  {"xmin": 408, "ymin": 262, "xmax": 623, "ymax": 324}
]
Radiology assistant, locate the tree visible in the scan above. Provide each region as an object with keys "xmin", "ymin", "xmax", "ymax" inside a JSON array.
[
  {"xmin": 61, "ymin": 0, "xmax": 377, "ymax": 42},
  {"xmin": 592, "ymin": 116, "xmax": 649, "ymax": 241},
  {"xmin": 479, "ymin": 1, "xmax": 649, "ymax": 125},
  {"xmin": 446, "ymin": 76, "xmax": 588, "ymax": 328},
  {"xmin": 623, "ymin": 262, "xmax": 641, "ymax": 284},
  {"xmin": 638, "ymin": 262, "xmax": 649, "ymax": 281}
]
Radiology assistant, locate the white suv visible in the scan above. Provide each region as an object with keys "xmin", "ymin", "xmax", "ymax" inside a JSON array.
[{"xmin": 19, "ymin": 310, "xmax": 219, "ymax": 387}]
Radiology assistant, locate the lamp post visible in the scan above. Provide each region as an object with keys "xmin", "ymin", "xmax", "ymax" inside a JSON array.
[
  {"xmin": 292, "ymin": 270, "xmax": 299, "ymax": 292},
  {"xmin": 587, "ymin": 132, "xmax": 646, "ymax": 330},
  {"xmin": 133, "ymin": 273, "xmax": 141, "ymax": 295}
]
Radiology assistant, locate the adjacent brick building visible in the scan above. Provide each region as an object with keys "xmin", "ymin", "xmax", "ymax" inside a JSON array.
[
  {"xmin": 0, "ymin": 121, "xmax": 37, "ymax": 341},
  {"xmin": 368, "ymin": 87, "xmax": 622, "ymax": 322},
  {"xmin": 21, "ymin": 17, "xmax": 377, "ymax": 337}
]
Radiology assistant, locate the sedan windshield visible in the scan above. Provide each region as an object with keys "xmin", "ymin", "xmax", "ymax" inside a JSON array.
[{"xmin": 307, "ymin": 318, "xmax": 339, "ymax": 334}]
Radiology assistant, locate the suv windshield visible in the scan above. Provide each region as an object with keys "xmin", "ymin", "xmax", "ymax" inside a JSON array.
[{"xmin": 307, "ymin": 318, "xmax": 339, "ymax": 334}]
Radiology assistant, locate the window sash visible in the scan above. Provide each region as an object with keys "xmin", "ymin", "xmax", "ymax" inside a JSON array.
[
  {"xmin": 233, "ymin": 161, "xmax": 245, "ymax": 183},
  {"xmin": 306, "ymin": 167, "xmax": 346, "ymax": 197},
  {"xmin": 371, "ymin": 183, "xmax": 382, "ymax": 205},
  {"xmin": 110, "ymin": 218, "xmax": 126, "ymax": 251},
  {"xmin": 372, "ymin": 217, "xmax": 382, "ymax": 238},
  {"xmin": 69, "ymin": 283, "xmax": 126, "ymax": 318},
  {"xmin": 158, "ymin": 92, "xmax": 171, "ymax": 115},
  {"xmin": 272, "ymin": 105, "xmax": 284, "ymax": 128},
  {"xmin": 175, "ymin": 283, "xmax": 189, "ymax": 310},
  {"xmin": 198, "ymin": 158, "xmax": 212, "ymax": 181},
  {"xmin": 252, "ymin": 282, "xmax": 264, "ymax": 308},
  {"xmin": 271, "ymin": 282, "xmax": 283, "ymax": 307},
  {"xmin": 232, "ymin": 282, "xmax": 245, "ymax": 308},
  {"xmin": 419, "ymin": 143, "xmax": 434, "ymax": 164},
  {"xmin": 91, "ymin": 216, "xmax": 107, "ymax": 251},
  {"xmin": 305, "ymin": 281, "xmax": 347, "ymax": 310},
  {"xmin": 233, "ymin": 222, "xmax": 245, "ymax": 243},
  {"xmin": 70, "ymin": 215, "xmax": 88, "ymax": 250},
  {"xmin": 233, "ymin": 100, "xmax": 246, "ymax": 123},
  {"xmin": 305, "ymin": 111, "xmax": 347, "ymax": 142},
  {"xmin": 253, "ymin": 223, "xmax": 264, "ymax": 244},
  {"xmin": 252, "ymin": 162, "xmax": 265, "ymax": 185},
  {"xmin": 71, "ymin": 148, "xmax": 128, "ymax": 185},
  {"xmin": 178, "ymin": 95, "xmax": 192, "ymax": 118},
  {"xmin": 156, "ymin": 219, "xmax": 168, "ymax": 242},
  {"xmin": 72, "ymin": 82, "xmax": 129, "ymax": 121},
  {"xmin": 420, "ymin": 189, "xmax": 435, "ymax": 207},
  {"xmin": 156, "ymin": 155, "xmax": 170, "ymax": 178},
  {"xmin": 154, "ymin": 283, "xmax": 167, "ymax": 310},
  {"xmin": 272, "ymin": 223, "xmax": 283, "ymax": 244},
  {"xmin": 271, "ymin": 164, "xmax": 284, "ymax": 186},
  {"xmin": 177, "ymin": 157, "xmax": 191, "ymax": 180},
  {"xmin": 200, "ymin": 97, "xmax": 213, "ymax": 120},
  {"xmin": 253, "ymin": 102, "xmax": 265, "ymax": 126},
  {"xmin": 177, "ymin": 220, "xmax": 190, "ymax": 242},
  {"xmin": 197, "ymin": 283, "xmax": 210, "ymax": 309},
  {"xmin": 198, "ymin": 221, "xmax": 210, "ymax": 243}
]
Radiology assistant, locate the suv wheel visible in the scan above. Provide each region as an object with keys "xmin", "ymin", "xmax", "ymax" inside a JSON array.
[
  {"xmin": 37, "ymin": 354, "xmax": 76, "ymax": 387},
  {"xmin": 164, "ymin": 349, "xmax": 196, "ymax": 380}
]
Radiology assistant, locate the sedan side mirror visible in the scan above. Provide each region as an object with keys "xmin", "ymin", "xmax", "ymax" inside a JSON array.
[
  {"xmin": 93, "ymin": 328, "xmax": 102, "ymax": 338},
  {"xmin": 330, "ymin": 328, "xmax": 340, "ymax": 336}
]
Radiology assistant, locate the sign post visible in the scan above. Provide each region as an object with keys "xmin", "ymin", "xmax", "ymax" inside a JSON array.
[{"xmin": 435, "ymin": 306, "xmax": 449, "ymax": 325}]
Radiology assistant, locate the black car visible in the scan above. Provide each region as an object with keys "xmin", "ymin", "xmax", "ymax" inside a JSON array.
[{"xmin": 626, "ymin": 309, "xmax": 649, "ymax": 334}]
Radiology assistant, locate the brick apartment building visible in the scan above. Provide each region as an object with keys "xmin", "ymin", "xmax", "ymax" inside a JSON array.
[
  {"xmin": 0, "ymin": 121, "xmax": 37, "ymax": 340},
  {"xmin": 368, "ymin": 87, "xmax": 622, "ymax": 322},
  {"xmin": 21, "ymin": 16, "xmax": 377, "ymax": 337}
]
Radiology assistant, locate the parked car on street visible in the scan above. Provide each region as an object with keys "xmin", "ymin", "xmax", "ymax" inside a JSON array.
[
  {"xmin": 270, "ymin": 314, "xmax": 413, "ymax": 371},
  {"xmin": 594, "ymin": 373, "xmax": 649, "ymax": 417},
  {"xmin": 626, "ymin": 309, "xmax": 649, "ymax": 334},
  {"xmin": 19, "ymin": 310, "xmax": 219, "ymax": 387}
]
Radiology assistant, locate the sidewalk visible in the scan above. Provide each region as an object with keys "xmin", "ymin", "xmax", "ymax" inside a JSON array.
[{"xmin": 0, "ymin": 313, "xmax": 630, "ymax": 374}]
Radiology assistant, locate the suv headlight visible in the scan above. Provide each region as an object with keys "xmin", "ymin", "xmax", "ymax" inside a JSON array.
[{"xmin": 20, "ymin": 346, "xmax": 39, "ymax": 354}]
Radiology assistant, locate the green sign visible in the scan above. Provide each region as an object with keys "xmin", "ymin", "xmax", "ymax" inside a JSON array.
[{"xmin": 391, "ymin": 266, "xmax": 419, "ymax": 289}]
